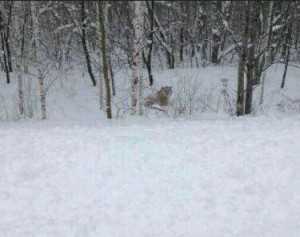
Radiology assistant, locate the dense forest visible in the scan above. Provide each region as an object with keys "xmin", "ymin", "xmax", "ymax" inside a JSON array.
[{"xmin": 0, "ymin": 1, "xmax": 299, "ymax": 119}]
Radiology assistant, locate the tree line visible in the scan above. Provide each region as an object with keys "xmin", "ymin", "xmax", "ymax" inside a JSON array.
[{"xmin": 0, "ymin": 1, "xmax": 299, "ymax": 119}]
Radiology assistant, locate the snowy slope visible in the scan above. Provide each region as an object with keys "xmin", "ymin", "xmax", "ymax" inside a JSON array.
[{"xmin": 1, "ymin": 115, "xmax": 300, "ymax": 237}]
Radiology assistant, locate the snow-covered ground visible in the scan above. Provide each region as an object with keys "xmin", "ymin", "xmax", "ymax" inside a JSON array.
[
  {"xmin": 1, "ymin": 62, "xmax": 300, "ymax": 121},
  {"xmin": 1, "ymin": 115, "xmax": 300, "ymax": 237},
  {"xmin": 0, "ymin": 64, "xmax": 300, "ymax": 236}
]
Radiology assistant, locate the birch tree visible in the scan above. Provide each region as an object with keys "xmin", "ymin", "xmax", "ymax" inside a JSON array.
[
  {"xmin": 96, "ymin": 1, "xmax": 104, "ymax": 110},
  {"xmin": 259, "ymin": 1, "xmax": 274, "ymax": 109},
  {"xmin": 13, "ymin": 1, "xmax": 25, "ymax": 118},
  {"xmin": 131, "ymin": 1, "xmax": 144, "ymax": 116},
  {"xmin": 31, "ymin": 1, "xmax": 47, "ymax": 120},
  {"xmin": 98, "ymin": 1, "xmax": 112, "ymax": 119}
]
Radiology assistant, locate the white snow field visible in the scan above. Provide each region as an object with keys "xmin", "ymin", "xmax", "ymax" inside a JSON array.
[
  {"xmin": 1, "ymin": 115, "xmax": 300, "ymax": 237},
  {"xmin": 0, "ymin": 64, "xmax": 300, "ymax": 237}
]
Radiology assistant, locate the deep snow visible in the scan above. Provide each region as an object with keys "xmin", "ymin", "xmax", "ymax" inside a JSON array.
[
  {"xmin": 1, "ymin": 114, "xmax": 300, "ymax": 237},
  {"xmin": 1, "ymin": 63, "xmax": 300, "ymax": 237}
]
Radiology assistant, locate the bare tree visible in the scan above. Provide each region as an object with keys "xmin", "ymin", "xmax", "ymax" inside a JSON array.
[
  {"xmin": 143, "ymin": 0, "xmax": 154, "ymax": 86},
  {"xmin": 31, "ymin": 1, "xmax": 47, "ymax": 120},
  {"xmin": 95, "ymin": 1, "xmax": 104, "ymax": 110},
  {"xmin": 281, "ymin": 2, "xmax": 295, "ymax": 89},
  {"xmin": 81, "ymin": 0, "xmax": 97, "ymax": 87},
  {"xmin": 236, "ymin": 1, "xmax": 249, "ymax": 116},
  {"xmin": 13, "ymin": 1, "xmax": 25, "ymax": 118},
  {"xmin": 98, "ymin": 1, "xmax": 112, "ymax": 119},
  {"xmin": 245, "ymin": 1, "xmax": 259, "ymax": 114},
  {"xmin": 0, "ymin": 2, "xmax": 11, "ymax": 84},
  {"xmin": 131, "ymin": 1, "xmax": 144, "ymax": 116}
]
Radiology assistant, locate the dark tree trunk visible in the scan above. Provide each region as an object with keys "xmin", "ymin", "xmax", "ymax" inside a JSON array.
[
  {"xmin": 153, "ymin": 9, "xmax": 175, "ymax": 69},
  {"xmin": 0, "ymin": 10, "xmax": 10, "ymax": 84},
  {"xmin": 281, "ymin": 45, "xmax": 290, "ymax": 89},
  {"xmin": 5, "ymin": 1, "xmax": 13, "ymax": 72},
  {"xmin": 245, "ymin": 2, "xmax": 258, "ymax": 115},
  {"xmin": 179, "ymin": 27, "xmax": 184, "ymax": 62},
  {"xmin": 142, "ymin": 51, "xmax": 153, "ymax": 86},
  {"xmin": 144, "ymin": 0, "xmax": 154, "ymax": 86},
  {"xmin": 179, "ymin": 1, "xmax": 184, "ymax": 62},
  {"xmin": 81, "ymin": 0, "xmax": 96, "ymax": 87},
  {"xmin": 236, "ymin": 2, "xmax": 249, "ymax": 116},
  {"xmin": 199, "ymin": 8, "xmax": 208, "ymax": 67},
  {"xmin": 245, "ymin": 69, "xmax": 254, "ymax": 115},
  {"xmin": 211, "ymin": 32, "xmax": 220, "ymax": 64},
  {"xmin": 1, "ymin": 33, "xmax": 10, "ymax": 84},
  {"xmin": 281, "ymin": 5, "xmax": 293, "ymax": 89},
  {"xmin": 108, "ymin": 55, "xmax": 116, "ymax": 96},
  {"xmin": 166, "ymin": 51, "xmax": 175, "ymax": 69}
]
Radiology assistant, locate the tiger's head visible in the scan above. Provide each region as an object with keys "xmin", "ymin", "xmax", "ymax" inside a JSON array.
[{"xmin": 159, "ymin": 86, "xmax": 173, "ymax": 97}]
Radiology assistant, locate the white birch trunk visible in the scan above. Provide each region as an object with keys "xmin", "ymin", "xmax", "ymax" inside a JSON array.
[
  {"xmin": 13, "ymin": 1, "xmax": 25, "ymax": 118},
  {"xmin": 96, "ymin": 2, "xmax": 104, "ymax": 110},
  {"xmin": 31, "ymin": 1, "xmax": 47, "ymax": 119},
  {"xmin": 131, "ymin": 1, "xmax": 144, "ymax": 116},
  {"xmin": 98, "ymin": 1, "xmax": 112, "ymax": 119},
  {"xmin": 259, "ymin": 1, "xmax": 273, "ymax": 109}
]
